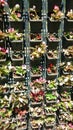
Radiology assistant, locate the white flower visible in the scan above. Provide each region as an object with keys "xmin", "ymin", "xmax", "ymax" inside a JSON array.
[
  {"xmin": 38, "ymin": 47, "xmax": 41, "ymax": 52},
  {"xmin": 64, "ymin": 77, "xmax": 69, "ymax": 82}
]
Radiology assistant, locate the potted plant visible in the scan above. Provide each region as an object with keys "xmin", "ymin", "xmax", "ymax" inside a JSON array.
[
  {"xmin": 10, "ymin": 92, "xmax": 28, "ymax": 109},
  {"xmin": 46, "ymin": 79, "xmax": 58, "ymax": 90},
  {"xmin": 30, "ymin": 118, "xmax": 43, "ymax": 129},
  {"xmin": 59, "ymin": 111, "xmax": 73, "ymax": 124},
  {"xmin": 48, "ymin": 33, "xmax": 60, "ymax": 42},
  {"xmin": 30, "ymin": 77, "xmax": 46, "ymax": 89},
  {"xmin": 47, "ymin": 49, "xmax": 58, "ymax": 59},
  {"xmin": 11, "ymin": 82, "xmax": 27, "ymax": 92},
  {"xmin": 0, "ymin": 108, "xmax": 12, "ymax": 119},
  {"xmin": 6, "ymin": 28, "xmax": 23, "ymax": 41},
  {"xmin": 45, "ymin": 104, "xmax": 58, "ymax": 115},
  {"xmin": 60, "ymin": 91, "xmax": 71, "ymax": 101},
  {"xmin": 0, "ymin": 64, "xmax": 10, "ymax": 78},
  {"xmin": 0, "ymin": 0, "xmax": 9, "ymax": 15},
  {"xmin": 63, "ymin": 46, "xmax": 73, "ymax": 59},
  {"xmin": 45, "ymin": 91, "xmax": 58, "ymax": 103},
  {"xmin": 14, "ymin": 106, "xmax": 28, "ymax": 119},
  {"xmin": 29, "ymin": 106, "xmax": 43, "ymax": 118},
  {"xmin": 59, "ymin": 101, "xmax": 73, "ymax": 113},
  {"xmin": 0, "ymin": 30, "xmax": 6, "ymax": 40},
  {"xmin": 30, "ymin": 33, "xmax": 41, "ymax": 41},
  {"xmin": 0, "ymin": 118, "xmax": 12, "ymax": 130},
  {"xmin": 0, "ymin": 47, "xmax": 8, "ymax": 61},
  {"xmin": 44, "ymin": 116, "xmax": 56, "ymax": 127},
  {"xmin": 50, "ymin": 5, "xmax": 64, "ymax": 21},
  {"xmin": 0, "ymin": 83, "xmax": 10, "ymax": 94},
  {"xmin": 9, "ymin": 4, "xmax": 22, "ymax": 21},
  {"xmin": 31, "ymin": 65, "xmax": 42, "ymax": 76},
  {"xmin": 29, "ymin": 5, "xmax": 40, "ymax": 20},
  {"xmin": 58, "ymin": 75, "xmax": 73, "ymax": 87},
  {"xmin": 64, "ymin": 32, "xmax": 73, "ymax": 41},
  {"xmin": 7, "ymin": 119, "xmax": 17, "ymax": 130},
  {"xmin": 30, "ymin": 78, "xmax": 45, "ymax": 105},
  {"xmin": 17, "ymin": 118, "xmax": 27, "ymax": 130},
  {"xmin": 66, "ymin": 9, "xmax": 73, "ymax": 20},
  {"xmin": 13, "ymin": 65, "xmax": 26, "ymax": 79},
  {"xmin": 30, "ymin": 41, "xmax": 47, "ymax": 60},
  {"xmin": 30, "ymin": 90, "xmax": 44, "ymax": 106},
  {"xmin": 12, "ymin": 51, "xmax": 23, "ymax": 60},
  {"xmin": 62, "ymin": 62, "xmax": 73, "ymax": 74},
  {"xmin": 56, "ymin": 124, "xmax": 73, "ymax": 130},
  {"xmin": 47, "ymin": 63, "xmax": 57, "ymax": 75}
]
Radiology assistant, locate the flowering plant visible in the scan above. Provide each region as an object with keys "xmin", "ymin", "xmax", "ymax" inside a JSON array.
[
  {"xmin": 31, "ymin": 77, "xmax": 46, "ymax": 88},
  {"xmin": 9, "ymin": 4, "xmax": 22, "ymax": 21},
  {"xmin": 0, "ymin": 0, "xmax": 9, "ymax": 14},
  {"xmin": 29, "ymin": 106, "xmax": 43, "ymax": 117},
  {"xmin": 0, "ymin": 108, "xmax": 12, "ymax": 119},
  {"xmin": 60, "ymin": 91, "xmax": 71, "ymax": 101},
  {"xmin": 56, "ymin": 123, "xmax": 73, "ymax": 130},
  {"xmin": 11, "ymin": 82, "xmax": 27, "ymax": 92},
  {"xmin": 30, "ymin": 33, "xmax": 41, "ymax": 41},
  {"xmin": 0, "ymin": 65, "xmax": 10, "ymax": 77},
  {"xmin": 30, "ymin": 42, "xmax": 47, "ymax": 60},
  {"xmin": 62, "ymin": 62, "xmax": 73, "ymax": 73},
  {"xmin": 44, "ymin": 116, "xmax": 56, "ymax": 125},
  {"xmin": 13, "ymin": 107, "xmax": 27, "ymax": 118},
  {"xmin": 58, "ymin": 75, "xmax": 73, "ymax": 86},
  {"xmin": 0, "ymin": 47, "xmax": 8, "ymax": 59},
  {"xmin": 0, "ymin": 83, "xmax": 10, "ymax": 93},
  {"xmin": 64, "ymin": 32, "xmax": 73, "ymax": 39},
  {"xmin": 30, "ymin": 5, "xmax": 40, "ymax": 20},
  {"xmin": 30, "ymin": 90, "xmax": 44, "ymax": 102},
  {"xmin": 9, "ymin": 92, "xmax": 28, "ymax": 108},
  {"xmin": 63, "ymin": 46, "xmax": 73, "ymax": 59},
  {"xmin": 30, "ymin": 78, "xmax": 46, "ymax": 102},
  {"xmin": 59, "ymin": 101, "xmax": 73, "ymax": 112},
  {"xmin": 17, "ymin": 118, "xmax": 27, "ymax": 129},
  {"xmin": 13, "ymin": 65, "xmax": 26, "ymax": 77},
  {"xmin": 0, "ymin": 30, "xmax": 6, "ymax": 39},
  {"xmin": 30, "ymin": 119, "xmax": 43, "ymax": 129},
  {"xmin": 47, "ymin": 63, "xmax": 57, "ymax": 74},
  {"xmin": 47, "ymin": 49, "xmax": 58, "ymax": 59},
  {"xmin": 66, "ymin": 9, "xmax": 73, "ymax": 20},
  {"xmin": 48, "ymin": 33, "xmax": 60, "ymax": 41},
  {"xmin": 45, "ymin": 104, "xmax": 58, "ymax": 114},
  {"xmin": 31, "ymin": 65, "xmax": 42, "ymax": 75},
  {"xmin": 50, "ymin": 5, "xmax": 64, "ymax": 21},
  {"xmin": 6, "ymin": 28, "xmax": 23, "ymax": 41},
  {"xmin": 45, "ymin": 91, "xmax": 58, "ymax": 101},
  {"xmin": 59, "ymin": 111, "xmax": 73, "ymax": 123},
  {"xmin": 46, "ymin": 79, "xmax": 58, "ymax": 90}
]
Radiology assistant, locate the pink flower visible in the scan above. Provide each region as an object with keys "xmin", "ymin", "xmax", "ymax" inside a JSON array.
[
  {"xmin": 0, "ymin": 0, "xmax": 7, "ymax": 6},
  {"xmin": 8, "ymin": 28, "xmax": 14, "ymax": 33},
  {"xmin": 17, "ymin": 13, "xmax": 21, "ymax": 18},
  {"xmin": 54, "ymin": 5, "xmax": 59, "ymax": 11}
]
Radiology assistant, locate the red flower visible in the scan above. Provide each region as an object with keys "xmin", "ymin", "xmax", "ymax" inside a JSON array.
[
  {"xmin": 39, "ymin": 90, "xmax": 44, "ymax": 96},
  {"xmin": 50, "ymin": 63, "xmax": 53, "ymax": 67}
]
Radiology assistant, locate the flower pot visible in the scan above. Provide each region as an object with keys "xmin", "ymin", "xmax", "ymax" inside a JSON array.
[
  {"xmin": 11, "ymin": 40, "xmax": 23, "ymax": 51},
  {"xmin": 49, "ymin": 17, "xmax": 63, "ymax": 22}
]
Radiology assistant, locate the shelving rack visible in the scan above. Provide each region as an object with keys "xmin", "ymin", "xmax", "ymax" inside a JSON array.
[{"xmin": 0, "ymin": 0, "xmax": 73, "ymax": 130}]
